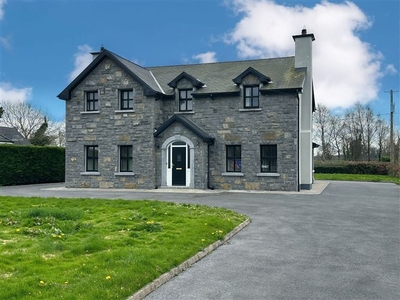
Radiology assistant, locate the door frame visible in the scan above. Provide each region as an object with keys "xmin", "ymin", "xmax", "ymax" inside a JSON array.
[
  {"xmin": 171, "ymin": 144, "xmax": 187, "ymax": 186},
  {"xmin": 161, "ymin": 135, "xmax": 194, "ymax": 188}
]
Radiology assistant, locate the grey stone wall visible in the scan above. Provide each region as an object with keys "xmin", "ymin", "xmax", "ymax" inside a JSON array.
[
  {"xmin": 160, "ymin": 75, "xmax": 299, "ymax": 191},
  {"xmin": 65, "ymin": 58, "xmax": 158, "ymax": 189}
]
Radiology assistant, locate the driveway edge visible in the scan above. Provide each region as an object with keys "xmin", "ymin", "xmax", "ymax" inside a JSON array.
[{"xmin": 127, "ymin": 218, "xmax": 251, "ymax": 300}]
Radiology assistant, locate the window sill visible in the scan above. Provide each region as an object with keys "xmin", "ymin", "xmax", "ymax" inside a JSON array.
[
  {"xmin": 239, "ymin": 108, "xmax": 262, "ymax": 112},
  {"xmin": 256, "ymin": 173, "xmax": 280, "ymax": 177},
  {"xmin": 222, "ymin": 172, "xmax": 244, "ymax": 177},
  {"xmin": 80, "ymin": 111, "xmax": 100, "ymax": 115},
  {"xmin": 114, "ymin": 172, "xmax": 135, "ymax": 176},
  {"xmin": 80, "ymin": 172, "xmax": 100, "ymax": 176},
  {"xmin": 174, "ymin": 111, "xmax": 195, "ymax": 114},
  {"xmin": 115, "ymin": 110, "xmax": 135, "ymax": 113}
]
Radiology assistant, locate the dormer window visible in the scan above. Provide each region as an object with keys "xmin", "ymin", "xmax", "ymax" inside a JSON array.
[
  {"xmin": 179, "ymin": 89, "xmax": 193, "ymax": 111},
  {"xmin": 244, "ymin": 86, "xmax": 259, "ymax": 108}
]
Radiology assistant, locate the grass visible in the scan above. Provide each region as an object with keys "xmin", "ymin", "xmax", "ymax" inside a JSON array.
[
  {"xmin": 0, "ymin": 197, "xmax": 248, "ymax": 300},
  {"xmin": 315, "ymin": 173, "xmax": 400, "ymax": 185}
]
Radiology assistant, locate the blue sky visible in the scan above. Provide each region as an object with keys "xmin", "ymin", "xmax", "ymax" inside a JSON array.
[{"xmin": 0, "ymin": 0, "xmax": 399, "ymax": 126}]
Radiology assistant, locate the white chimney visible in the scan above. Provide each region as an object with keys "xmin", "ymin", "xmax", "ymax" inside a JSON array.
[{"xmin": 292, "ymin": 28, "xmax": 316, "ymax": 190}]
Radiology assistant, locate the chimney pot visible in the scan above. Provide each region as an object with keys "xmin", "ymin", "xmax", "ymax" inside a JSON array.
[{"xmin": 302, "ymin": 28, "xmax": 307, "ymax": 35}]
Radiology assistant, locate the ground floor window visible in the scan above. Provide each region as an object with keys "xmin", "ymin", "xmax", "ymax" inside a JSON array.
[
  {"xmin": 86, "ymin": 145, "xmax": 98, "ymax": 172},
  {"xmin": 260, "ymin": 145, "xmax": 277, "ymax": 173},
  {"xmin": 226, "ymin": 145, "xmax": 242, "ymax": 172},
  {"xmin": 119, "ymin": 145, "xmax": 133, "ymax": 172}
]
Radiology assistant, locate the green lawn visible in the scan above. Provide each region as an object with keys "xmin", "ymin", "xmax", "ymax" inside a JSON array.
[
  {"xmin": 0, "ymin": 197, "xmax": 248, "ymax": 300},
  {"xmin": 315, "ymin": 173, "xmax": 400, "ymax": 185}
]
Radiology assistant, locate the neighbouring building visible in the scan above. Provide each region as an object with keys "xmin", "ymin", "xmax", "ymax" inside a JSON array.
[
  {"xmin": 58, "ymin": 29, "xmax": 316, "ymax": 191},
  {"xmin": 0, "ymin": 127, "xmax": 31, "ymax": 145}
]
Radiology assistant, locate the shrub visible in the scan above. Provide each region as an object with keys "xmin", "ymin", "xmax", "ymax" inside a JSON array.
[
  {"xmin": 314, "ymin": 161, "xmax": 395, "ymax": 176},
  {"xmin": 0, "ymin": 145, "xmax": 65, "ymax": 186}
]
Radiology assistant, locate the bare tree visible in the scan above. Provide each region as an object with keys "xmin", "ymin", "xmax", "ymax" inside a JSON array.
[
  {"xmin": 47, "ymin": 120, "xmax": 66, "ymax": 147},
  {"xmin": 314, "ymin": 104, "xmax": 335, "ymax": 160},
  {"xmin": 0, "ymin": 102, "xmax": 45, "ymax": 139},
  {"xmin": 329, "ymin": 115, "xmax": 345, "ymax": 159},
  {"xmin": 375, "ymin": 117, "xmax": 389, "ymax": 161},
  {"xmin": 0, "ymin": 101, "xmax": 65, "ymax": 147}
]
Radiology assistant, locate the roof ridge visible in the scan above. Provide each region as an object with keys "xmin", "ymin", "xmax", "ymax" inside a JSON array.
[{"xmin": 147, "ymin": 56, "xmax": 295, "ymax": 69}]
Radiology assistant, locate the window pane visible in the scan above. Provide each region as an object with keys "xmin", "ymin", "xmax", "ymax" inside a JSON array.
[
  {"xmin": 187, "ymin": 99, "xmax": 193, "ymax": 110},
  {"xmin": 260, "ymin": 145, "xmax": 277, "ymax": 173},
  {"xmin": 226, "ymin": 145, "xmax": 241, "ymax": 172},
  {"xmin": 180, "ymin": 100, "xmax": 186, "ymax": 111},
  {"xmin": 121, "ymin": 90, "xmax": 134, "ymax": 110},
  {"xmin": 86, "ymin": 146, "xmax": 98, "ymax": 172},
  {"xmin": 253, "ymin": 97, "xmax": 259, "ymax": 107},
  {"xmin": 180, "ymin": 90, "xmax": 185, "ymax": 99}
]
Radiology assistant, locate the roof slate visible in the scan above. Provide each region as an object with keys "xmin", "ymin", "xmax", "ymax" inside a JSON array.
[
  {"xmin": 0, "ymin": 127, "xmax": 31, "ymax": 145},
  {"xmin": 58, "ymin": 49, "xmax": 306, "ymax": 100}
]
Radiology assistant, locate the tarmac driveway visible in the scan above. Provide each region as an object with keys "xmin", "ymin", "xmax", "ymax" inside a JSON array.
[{"xmin": 0, "ymin": 181, "xmax": 399, "ymax": 299}]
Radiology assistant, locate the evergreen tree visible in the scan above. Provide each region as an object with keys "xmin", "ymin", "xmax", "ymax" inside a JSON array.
[{"xmin": 30, "ymin": 117, "xmax": 53, "ymax": 146}]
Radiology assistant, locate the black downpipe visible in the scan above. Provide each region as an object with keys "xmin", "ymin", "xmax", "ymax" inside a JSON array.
[
  {"xmin": 207, "ymin": 143, "xmax": 214, "ymax": 190},
  {"xmin": 297, "ymin": 94, "xmax": 301, "ymax": 192}
]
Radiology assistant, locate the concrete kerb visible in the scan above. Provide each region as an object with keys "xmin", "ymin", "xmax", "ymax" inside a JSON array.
[
  {"xmin": 126, "ymin": 218, "xmax": 251, "ymax": 300},
  {"xmin": 45, "ymin": 181, "xmax": 330, "ymax": 195}
]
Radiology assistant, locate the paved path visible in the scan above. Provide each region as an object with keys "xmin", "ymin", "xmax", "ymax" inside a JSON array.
[{"xmin": 1, "ymin": 181, "xmax": 399, "ymax": 299}]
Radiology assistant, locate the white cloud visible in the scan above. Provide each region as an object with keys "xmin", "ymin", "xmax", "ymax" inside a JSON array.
[
  {"xmin": 0, "ymin": 0, "xmax": 6, "ymax": 20},
  {"xmin": 0, "ymin": 82, "xmax": 32, "ymax": 104},
  {"xmin": 69, "ymin": 44, "xmax": 94, "ymax": 82},
  {"xmin": 193, "ymin": 52, "xmax": 218, "ymax": 63},
  {"xmin": 224, "ymin": 0, "xmax": 383, "ymax": 109},
  {"xmin": 384, "ymin": 64, "xmax": 397, "ymax": 76}
]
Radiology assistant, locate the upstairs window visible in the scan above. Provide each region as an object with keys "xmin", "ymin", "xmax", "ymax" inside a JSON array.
[
  {"xmin": 226, "ymin": 145, "xmax": 242, "ymax": 172},
  {"xmin": 244, "ymin": 86, "xmax": 259, "ymax": 108},
  {"xmin": 86, "ymin": 145, "xmax": 98, "ymax": 172},
  {"xmin": 179, "ymin": 89, "xmax": 193, "ymax": 112},
  {"xmin": 86, "ymin": 91, "xmax": 99, "ymax": 111},
  {"xmin": 120, "ymin": 90, "xmax": 134, "ymax": 110},
  {"xmin": 260, "ymin": 145, "xmax": 277, "ymax": 173},
  {"xmin": 120, "ymin": 145, "xmax": 133, "ymax": 172}
]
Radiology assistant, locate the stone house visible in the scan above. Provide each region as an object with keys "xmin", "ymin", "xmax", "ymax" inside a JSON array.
[{"xmin": 58, "ymin": 29, "xmax": 316, "ymax": 191}]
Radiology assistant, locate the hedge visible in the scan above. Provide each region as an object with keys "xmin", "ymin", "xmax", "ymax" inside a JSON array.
[
  {"xmin": 0, "ymin": 144, "xmax": 65, "ymax": 186},
  {"xmin": 315, "ymin": 161, "xmax": 400, "ymax": 177}
]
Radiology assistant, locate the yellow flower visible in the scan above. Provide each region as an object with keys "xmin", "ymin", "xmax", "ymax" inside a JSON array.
[
  {"xmin": 106, "ymin": 275, "xmax": 111, "ymax": 280},
  {"xmin": 65, "ymin": 281, "xmax": 68, "ymax": 284},
  {"xmin": 16, "ymin": 229, "xmax": 20, "ymax": 232},
  {"xmin": 201, "ymin": 239, "xmax": 205, "ymax": 242},
  {"xmin": 39, "ymin": 280, "xmax": 45, "ymax": 284}
]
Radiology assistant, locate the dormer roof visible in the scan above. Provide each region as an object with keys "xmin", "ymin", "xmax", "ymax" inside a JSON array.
[
  {"xmin": 232, "ymin": 67, "xmax": 271, "ymax": 85},
  {"xmin": 168, "ymin": 71, "xmax": 205, "ymax": 88}
]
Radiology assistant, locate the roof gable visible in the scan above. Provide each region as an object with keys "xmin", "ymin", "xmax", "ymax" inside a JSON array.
[
  {"xmin": 154, "ymin": 115, "xmax": 214, "ymax": 144},
  {"xmin": 57, "ymin": 49, "xmax": 164, "ymax": 100},
  {"xmin": 232, "ymin": 67, "xmax": 271, "ymax": 85}
]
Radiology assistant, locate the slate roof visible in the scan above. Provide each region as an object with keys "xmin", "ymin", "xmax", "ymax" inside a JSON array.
[
  {"xmin": 0, "ymin": 127, "xmax": 31, "ymax": 145},
  {"xmin": 58, "ymin": 49, "xmax": 307, "ymax": 100}
]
